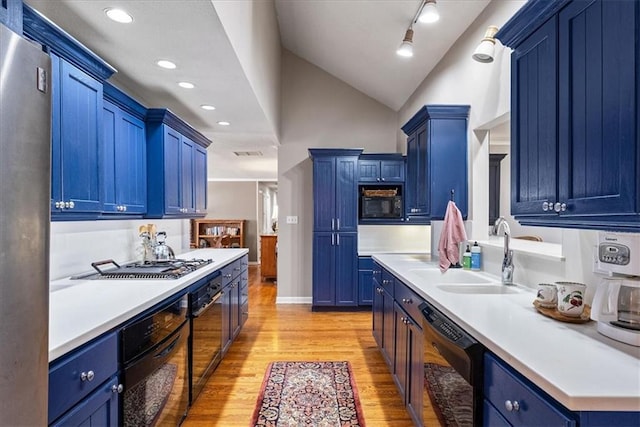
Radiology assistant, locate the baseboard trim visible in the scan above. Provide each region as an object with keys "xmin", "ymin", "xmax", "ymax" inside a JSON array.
[{"xmin": 275, "ymin": 297, "xmax": 312, "ymax": 304}]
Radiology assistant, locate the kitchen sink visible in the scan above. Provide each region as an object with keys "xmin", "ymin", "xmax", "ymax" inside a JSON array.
[
  {"xmin": 408, "ymin": 268, "xmax": 493, "ymax": 284},
  {"xmin": 436, "ymin": 284, "xmax": 520, "ymax": 294}
]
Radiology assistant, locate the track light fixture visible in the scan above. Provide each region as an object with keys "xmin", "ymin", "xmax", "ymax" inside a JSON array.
[
  {"xmin": 472, "ymin": 25, "xmax": 499, "ymax": 63},
  {"xmin": 396, "ymin": 28, "xmax": 415, "ymax": 57},
  {"xmin": 418, "ymin": 0, "xmax": 440, "ymax": 24},
  {"xmin": 396, "ymin": 0, "xmax": 440, "ymax": 57}
]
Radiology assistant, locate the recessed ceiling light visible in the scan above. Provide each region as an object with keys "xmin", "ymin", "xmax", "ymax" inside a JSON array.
[
  {"xmin": 217, "ymin": 121, "xmax": 230, "ymax": 126},
  {"xmin": 156, "ymin": 60, "xmax": 176, "ymax": 69},
  {"xmin": 105, "ymin": 8, "xmax": 133, "ymax": 23},
  {"xmin": 178, "ymin": 82, "xmax": 195, "ymax": 89},
  {"xmin": 200, "ymin": 105, "xmax": 216, "ymax": 111}
]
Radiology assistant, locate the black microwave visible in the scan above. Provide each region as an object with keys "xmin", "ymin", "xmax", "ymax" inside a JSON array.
[{"xmin": 360, "ymin": 194, "xmax": 403, "ymax": 219}]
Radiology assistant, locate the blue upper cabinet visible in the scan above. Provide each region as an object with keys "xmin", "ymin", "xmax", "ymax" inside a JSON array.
[
  {"xmin": 50, "ymin": 53, "xmax": 103, "ymax": 218},
  {"xmin": 310, "ymin": 149, "xmax": 362, "ymax": 232},
  {"xmin": 402, "ymin": 105, "xmax": 470, "ymax": 223},
  {"xmin": 0, "ymin": 0, "xmax": 22, "ymax": 34},
  {"xmin": 146, "ymin": 109, "xmax": 211, "ymax": 218},
  {"xmin": 359, "ymin": 154, "xmax": 405, "ymax": 183},
  {"xmin": 498, "ymin": 0, "xmax": 639, "ymax": 231},
  {"xmin": 102, "ymin": 84, "xmax": 147, "ymax": 216}
]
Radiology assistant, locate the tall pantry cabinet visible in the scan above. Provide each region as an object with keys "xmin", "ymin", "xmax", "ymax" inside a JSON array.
[{"xmin": 309, "ymin": 149, "xmax": 363, "ymax": 308}]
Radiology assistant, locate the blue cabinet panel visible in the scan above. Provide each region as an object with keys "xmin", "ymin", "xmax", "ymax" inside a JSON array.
[
  {"xmin": 500, "ymin": 0, "xmax": 639, "ymax": 230},
  {"xmin": 510, "ymin": 17, "xmax": 558, "ymax": 216},
  {"xmin": 380, "ymin": 160, "xmax": 405, "ymax": 182},
  {"xmin": 358, "ymin": 256, "xmax": 374, "ymax": 305},
  {"xmin": 194, "ymin": 145, "xmax": 207, "ymax": 214},
  {"xmin": 358, "ymin": 156, "xmax": 405, "ymax": 183},
  {"xmin": 102, "ymin": 100, "xmax": 146, "ymax": 215},
  {"xmin": 48, "ymin": 332, "xmax": 118, "ymax": 424},
  {"xmin": 403, "ymin": 106, "xmax": 469, "ymax": 222},
  {"xmin": 50, "ymin": 54, "xmax": 103, "ymax": 218},
  {"xmin": 334, "ymin": 232, "xmax": 358, "ymax": 305},
  {"xmin": 558, "ymin": 0, "xmax": 638, "ymax": 217},
  {"xmin": 335, "ymin": 157, "xmax": 359, "ymax": 232},
  {"xmin": 146, "ymin": 109, "xmax": 211, "ymax": 218},
  {"xmin": 484, "ymin": 352, "xmax": 577, "ymax": 427},
  {"xmin": 0, "ymin": 0, "xmax": 22, "ymax": 34},
  {"xmin": 51, "ymin": 375, "xmax": 120, "ymax": 427},
  {"xmin": 358, "ymin": 160, "xmax": 380, "ymax": 182},
  {"xmin": 312, "ymin": 157, "xmax": 336, "ymax": 232},
  {"xmin": 312, "ymin": 233, "xmax": 335, "ymax": 305}
]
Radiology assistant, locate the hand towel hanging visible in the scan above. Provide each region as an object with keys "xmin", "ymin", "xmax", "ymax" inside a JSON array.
[{"xmin": 438, "ymin": 200, "xmax": 468, "ymax": 272}]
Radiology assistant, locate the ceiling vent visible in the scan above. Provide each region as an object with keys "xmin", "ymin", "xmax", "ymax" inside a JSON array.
[{"xmin": 233, "ymin": 151, "xmax": 263, "ymax": 157}]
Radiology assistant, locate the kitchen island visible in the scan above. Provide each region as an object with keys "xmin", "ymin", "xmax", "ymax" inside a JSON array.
[
  {"xmin": 373, "ymin": 253, "xmax": 640, "ymax": 423},
  {"xmin": 49, "ymin": 248, "xmax": 248, "ymax": 361}
]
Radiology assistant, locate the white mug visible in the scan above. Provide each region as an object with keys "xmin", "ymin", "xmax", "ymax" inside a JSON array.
[
  {"xmin": 536, "ymin": 283, "xmax": 557, "ymax": 308},
  {"xmin": 555, "ymin": 282, "xmax": 586, "ymax": 317}
]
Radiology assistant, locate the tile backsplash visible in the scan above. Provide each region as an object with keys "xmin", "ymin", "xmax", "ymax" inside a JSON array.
[{"xmin": 50, "ymin": 219, "xmax": 190, "ymax": 280}]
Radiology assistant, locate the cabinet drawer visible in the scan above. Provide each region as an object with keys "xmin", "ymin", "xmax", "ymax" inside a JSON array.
[
  {"xmin": 49, "ymin": 332, "xmax": 118, "ymax": 423},
  {"xmin": 221, "ymin": 259, "xmax": 242, "ymax": 286},
  {"xmin": 484, "ymin": 353, "xmax": 576, "ymax": 427},
  {"xmin": 394, "ymin": 279, "xmax": 423, "ymax": 322},
  {"xmin": 381, "ymin": 269, "xmax": 395, "ymax": 294}
]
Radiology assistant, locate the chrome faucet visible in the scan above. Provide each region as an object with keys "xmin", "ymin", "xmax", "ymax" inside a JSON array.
[{"xmin": 492, "ymin": 217, "xmax": 514, "ymax": 285}]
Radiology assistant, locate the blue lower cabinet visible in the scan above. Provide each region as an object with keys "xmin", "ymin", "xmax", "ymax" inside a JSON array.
[
  {"xmin": 312, "ymin": 232, "xmax": 358, "ymax": 307},
  {"xmin": 484, "ymin": 352, "xmax": 576, "ymax": 427},
  {"xmin": 48, "ymin": 332, "xmax": 119, "ymax": 425},
  {"xmin": 50, "ymin": 375, "xmax": 120, "ymax": 427}
]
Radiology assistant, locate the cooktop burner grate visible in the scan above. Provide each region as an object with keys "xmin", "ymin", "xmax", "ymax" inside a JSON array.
[{"xmin": 78, "ymin": 258, "xmax": 214, "ymax": 280}]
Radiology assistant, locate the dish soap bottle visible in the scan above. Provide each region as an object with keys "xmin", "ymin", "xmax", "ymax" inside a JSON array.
[
  {"xmin": 462, "ymin": 245, "xmax": 471, "ymax": 270},
  {"xmin": 471, "ymin": 241, "xmax": 482, "ymax": 271}
]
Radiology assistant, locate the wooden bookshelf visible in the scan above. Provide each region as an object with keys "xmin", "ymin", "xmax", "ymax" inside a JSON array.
[{"xmin": 191, "ymin": 219, "xmax": 245, "ymax": 249}]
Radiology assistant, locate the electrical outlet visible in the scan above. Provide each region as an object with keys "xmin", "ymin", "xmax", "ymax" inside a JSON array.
[{"xmin": 286, "ymin": 216, "xmax": 298, "ymax": 224}]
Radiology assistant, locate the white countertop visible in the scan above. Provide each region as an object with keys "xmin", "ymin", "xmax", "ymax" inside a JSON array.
[
  {"xmin": 372, "ymin": 253, "xmax": 640, "ymax": 412},
  {"xmin": 48, "ymin": 248, "xmax": 248, "ymax": 362}
]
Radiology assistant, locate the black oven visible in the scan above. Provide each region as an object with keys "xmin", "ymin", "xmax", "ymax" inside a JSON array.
[
  {"xmin": 189, "ymin": 271, "xmax": 223, "ymax": 404},
  {"xmin": 359, "ymin": 185, "xmax": 403, "ymax": 219},
  {"xmin": 419, "ymin": 301, "xmax": 484, "ymax": 427},
  {"xmin": 121, "ymin": 294, "xmax": 190, "ymax": 427}
]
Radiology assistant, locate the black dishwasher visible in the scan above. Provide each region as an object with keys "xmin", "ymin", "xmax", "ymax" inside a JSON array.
[
  {"xmin": 419, "ymin": 301, "xmax": 484, "ymax": 427},
  {"xmin": 121, "ymin": 294, "xmax": 190, "ymax": 427}
]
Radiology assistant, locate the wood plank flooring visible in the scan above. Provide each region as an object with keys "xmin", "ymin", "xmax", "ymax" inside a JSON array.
[{"xmin": 183, "ymin": 265, "xmax": 415, "ymax": 426}]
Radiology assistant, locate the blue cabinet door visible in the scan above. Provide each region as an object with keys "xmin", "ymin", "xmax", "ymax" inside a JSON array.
[
  {"xmin": 51, "ymin": 54, "xmax": 103, "ymax": 215},
  {"xmin": 393, "ymin": 302, "xmax": 409, "ymax": 399},
  {"xmin": 334, "ymin": 232, "xmax": 358, "ymax": 306},
  {"xmin": 381, "ymin": 275, "xmax": 395, "ymax": 368},
  {"xmin": 335, "ymin": 157, "xmax": 359, "ymax": 232},
  {"xmin": 163, "ymin": 126, "xmax": 183, "ymax": 215},
  {"xmin": 180, "ymin": 136, "xmax": 195, "ymax": 215},
  {"xmin": 50, "ymin": 376, "xmax": 120, "ymax": 427},
  {"xmin": 358, "ymin": 160, "xmax": 380, "ymax": 182},
  {"xmin": 0, "ymin": 0, "xmax": 22, "ymax": 34},
  {"xmin": 312, "ymin": 232, "xmax": 335, "ymax": 305},
  {"xmin": 405, "ymin": 122, "xmax": 430, "ymax": 220},
  {"xmin": 380, "ymin": 160, "xmax": 405, "ymax": 182},
  {"xmin": 194, "ymin": 144, "xmax": 207, "ymax": 215},
  {"xmin": 558, "ymin": 0, "xmax": 638, "ymax": 217},
  {"xmin": 221, "ymin": 283, "xmax": 232, "ymax": 354},
  {"xmin": 510, "ymin": 16, "xmax": 559, "ymax": 217},
  {"xmin": 102, "ymin": 100, "xmax": 146, "ymax": 214},
  {"xmin": 312, "ymin": 157, "xmax": 336, "ymax": 232},
  {"xmin": 372, "ymin": 273, "xmax": 383, "ymax": 347}
]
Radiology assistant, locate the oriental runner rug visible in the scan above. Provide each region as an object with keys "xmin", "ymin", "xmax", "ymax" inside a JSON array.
[
  {"xmin": 250, "ymin": 361, "xmax": 366, "ymax": 427},
  {"xmin": 424, "ymin": 362, "xmax": 473, "ymax": 427}
]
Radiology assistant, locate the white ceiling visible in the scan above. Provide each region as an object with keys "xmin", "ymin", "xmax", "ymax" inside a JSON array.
[{"xmin": 25, "ymin": 0, "xmax": 491, "ymax": 181}]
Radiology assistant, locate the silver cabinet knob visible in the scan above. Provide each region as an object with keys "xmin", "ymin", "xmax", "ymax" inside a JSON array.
[
  {"xmin": 554, "ymin": 202, "xmax": 567, "ymax": 212},
  {"xmin": 402, "ymin": 298, "xmax": 413, "ymax": 304},
  {"xmin": 505, "ymin": 400, "xmax": 520, "ymax": 412},
  {"xmin": 80, "ymin": 370, "xmax": 95, "ymax": 382},
  {"xmin": 381, "ymin": 178, "xmax": 385, "ymax": 181},
  {"xmin": 376, "ymin": 178, "xmax": 381, "ymax": 182},
  {"xmin": 55, "ymin": 201, "xmax": 62, "ymax": 209},
  {"xmin": 542, "ymin": 201, "xmax": 550, "ymax": 211},
  {"xmin": 112, "ymin": 384, "xmax": 123, "ymax": 394}
]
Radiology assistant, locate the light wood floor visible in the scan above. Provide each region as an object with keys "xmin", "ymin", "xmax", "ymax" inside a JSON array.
[{"xmin": 183, "ymin": 265, "xmax": 415, "ymax": 426}]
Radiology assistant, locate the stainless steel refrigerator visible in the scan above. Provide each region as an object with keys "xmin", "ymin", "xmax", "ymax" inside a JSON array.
[{"xmin": 0, "ymin": 22, "xmax": 51, "ymax": 425}]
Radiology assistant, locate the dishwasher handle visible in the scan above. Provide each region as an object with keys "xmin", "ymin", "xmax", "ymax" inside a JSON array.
[{"xmin": 192, "ymin": 291, "xmax": 223, "ymax": 318}]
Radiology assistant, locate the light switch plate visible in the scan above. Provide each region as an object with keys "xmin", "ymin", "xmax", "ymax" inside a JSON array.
[{"xmin": 286, "ymin": 216, "xmax": 298, "ymax": 224}]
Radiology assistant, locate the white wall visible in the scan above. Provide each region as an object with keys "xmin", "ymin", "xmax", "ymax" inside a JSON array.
[
  {"xmin": 397, "ymin": 0, "xmax": 604, "ymax": 301},
  {"xmin": 50, "ymin": 219, "xmax": 190, "ymax": 280},
  {"xmin": 212, "ymin": 0, "xmax": 281, "ymax": 140},
  {"xmin": 206, "ymin": 181, "xmax": 259, "ymax": 262},
  {"xmin": 277, "ymin": 50, "xmax": 399, "ymax": 302}
]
